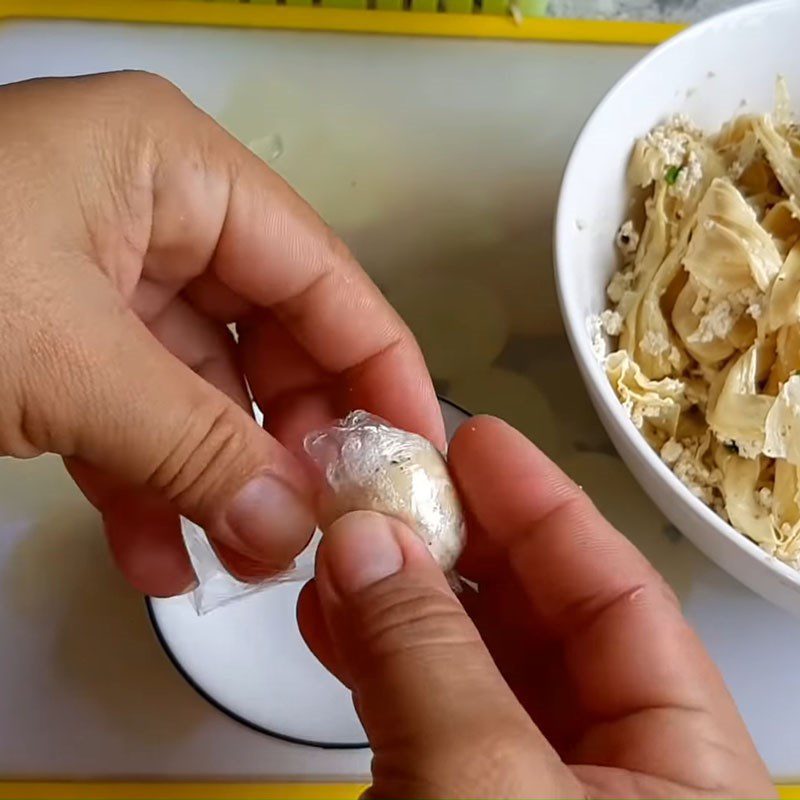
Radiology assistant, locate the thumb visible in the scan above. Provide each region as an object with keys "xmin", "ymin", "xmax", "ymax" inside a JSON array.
[
  {"xmin": 37, "ymin": 304, "xmax": 315, "ymax": 570},
  {"xmin": 306, "ymin": 511, "xmax": 577, "ymax": 799}
]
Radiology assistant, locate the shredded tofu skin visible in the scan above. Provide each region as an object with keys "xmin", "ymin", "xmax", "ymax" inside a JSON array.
[{"xmin": 599, "ymin": 79, "xmax": 800, "ymax": 569}]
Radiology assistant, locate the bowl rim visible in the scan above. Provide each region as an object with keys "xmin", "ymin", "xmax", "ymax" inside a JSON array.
[{"xmin": 553, "ymin": 0, "xmax": 800, "ymax": 592}]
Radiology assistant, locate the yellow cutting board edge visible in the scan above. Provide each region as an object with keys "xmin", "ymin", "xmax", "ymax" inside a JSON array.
[{"xmin": 0, "ymin": 0, "xmax": 683, "ymax": 44}]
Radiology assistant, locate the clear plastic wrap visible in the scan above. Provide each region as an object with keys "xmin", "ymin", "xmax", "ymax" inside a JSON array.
[
  {"xmin": 181, "ymin": 410, "xmax": 465, "ymax": 615},
  {"xmin": 181, "ymin": 517, "xmax": 315, "ymax": 615},
  {"xmin": 304, "ymin": 411, "xmax": 466, "ymax": 576}
]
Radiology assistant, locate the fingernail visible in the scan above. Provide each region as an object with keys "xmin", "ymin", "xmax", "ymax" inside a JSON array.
[
  {"xmin": 323, "ymin": 511, "xmax": 404, "ymax": 595},
  {"xmin": 180, "ymin": 578, "xmax": 199, "ymax": 595},
  {"xmin": 224, "ymin": 475, "xmax": 315, "ymax": 564}
]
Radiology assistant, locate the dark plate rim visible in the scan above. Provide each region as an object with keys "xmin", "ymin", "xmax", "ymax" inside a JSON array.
[{"xmin": 145, "ymin": 596, "xmax": 370, "ymax": 750}]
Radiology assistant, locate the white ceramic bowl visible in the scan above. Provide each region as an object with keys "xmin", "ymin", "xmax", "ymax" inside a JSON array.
[{"xmin": 555, "ymin": 0, "xmax": 800, "ymax": 617}]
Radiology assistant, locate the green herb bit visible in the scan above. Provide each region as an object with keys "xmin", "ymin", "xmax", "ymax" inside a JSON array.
[{"xmin": 665, "ymin": 165, "xmax": 683, "ymax": 185}]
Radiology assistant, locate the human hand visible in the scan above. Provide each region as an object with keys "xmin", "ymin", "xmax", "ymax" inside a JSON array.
[
  {"xmin": 0, "ymin": 72, "xmax": 443, "ymax": 596},
  {"xmin": 298, "ymin": 417, "xmax": 775, "ymax": 799}
]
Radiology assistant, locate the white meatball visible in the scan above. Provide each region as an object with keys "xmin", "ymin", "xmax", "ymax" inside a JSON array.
[{"xmin": 304, "ymin": 411, "xmax": 465, "ymax": 572}]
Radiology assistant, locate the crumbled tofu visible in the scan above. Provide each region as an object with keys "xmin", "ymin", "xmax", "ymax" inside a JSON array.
[
  {"xmin": 672, "ymin": 113, "xmax": 703, "ymax": 138},
  {"xmin": 615, "ymin": 220, "xmax": 640, "ymax": 257},
  {"xmin": 673, "ymin": 149, "xmax": 703, "ymax": 198},
  {"xmin": 630, "ymin": 399, "xmax": 676, "ymax": 430},
  {"xmin": 607, "ymin": 269, "xmax": 634, "ymax": 304},
  {"xmin": 641, "ymin": 330, "xmax": 670, "ymax": 356},
  {"xmin": 588, "ymin": 315, "xmax": 608, "ymax": 361},
  {"xmin": 747, "ymin": 301, "xmax": 763, "ymax": 320},
  {"xmin": 600, "ymin": 309, "xmax": 623, "ymax": 336},
  {"xmin": 729, "ymin": 159, "xmax": 745, "ymax": 179},
  {"xmin": 660, "ymin": 438, "xmax": 684, "ymax": 465},
  {"xmin": 638, "ymin": 329, "xmax": 682, "ymax": 369},
  {"xmin": 736, "ymin": 439, "xmax": 765, "ymax": 460},
  {"xmin": 734, "ymin": 286, "xmax": 760, "ymax": 307},
  {"xmin": 645, "ymin": 125, "xmax": 688, "ymax": 168},
  {"xmin": 643, "ymin": 114, "xmax": 703, "ymax": 177},
  {"xmin": 688, "ymin": 286, "xmax": 760, "ymax": 345},
  {"xmin": 670, "ymin": 436, "xmax": 722, "ymax": 505},
  {"xmin": 689, "ymin": 299, "xmax": 736, "ymax": 343},
  {"xmin": 757, "ymin": 487, "xmax": 773, "ymax": 511}
]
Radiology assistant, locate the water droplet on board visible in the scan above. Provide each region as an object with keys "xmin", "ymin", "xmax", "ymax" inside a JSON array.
[{"xmin": 248, "ymin": 133, "xmax": 284, "ymax": 164}]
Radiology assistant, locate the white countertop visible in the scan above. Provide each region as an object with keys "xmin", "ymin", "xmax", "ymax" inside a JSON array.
[{"xmin": 0, "ymin": 17, "xmax": 798, "ymax": 784}]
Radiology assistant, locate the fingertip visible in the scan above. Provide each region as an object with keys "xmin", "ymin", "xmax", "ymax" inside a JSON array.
[
  {"xmin": 209, "ymin": 472, "xmax": 316, "ymax": 569},
  {"xmin": 449, "ymin": 415, "xmax": 543, "ymax": 464},
  {"xmin": 212, "ymin": 540, "xmax": 291, "ymax": 584},
  {"xmin": 449, "ymin": 413, "xmax": 578, "ymax": 539},
  {"xmin": 317, "ymin": 511, "xmax": 432, "ymax": 599}
]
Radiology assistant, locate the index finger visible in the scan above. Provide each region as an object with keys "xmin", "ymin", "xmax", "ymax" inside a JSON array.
[
  {"xmin": 205, "ymin": 122, "xmax": 444, "ymax": 447},
  {"xmin": 137, "ymin": 80, "xmax": 444, "ymax": 449}
]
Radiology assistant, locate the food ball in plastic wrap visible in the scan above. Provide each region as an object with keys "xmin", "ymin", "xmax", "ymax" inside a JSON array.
[{"xmin": 304, "ymin": 411, "xmax": 465, "ymax": 574}]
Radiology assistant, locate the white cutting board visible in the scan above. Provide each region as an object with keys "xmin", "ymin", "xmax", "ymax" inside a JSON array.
[{"xmin": 0, "ymin": 18, "xmax": 798, "ymax": 783}]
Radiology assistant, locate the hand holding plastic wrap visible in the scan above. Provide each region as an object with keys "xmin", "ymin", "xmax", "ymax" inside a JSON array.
[{"xmin": 183, "ymin": 410, "xmax": 465, "ymax": 614}]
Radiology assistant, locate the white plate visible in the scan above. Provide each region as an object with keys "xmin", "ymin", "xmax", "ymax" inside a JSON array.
[{"xmin": 148, "ymin": 398, "xmax": 469, "ymax": 748}]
